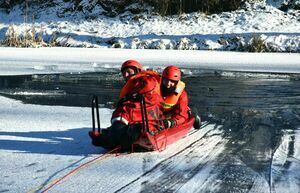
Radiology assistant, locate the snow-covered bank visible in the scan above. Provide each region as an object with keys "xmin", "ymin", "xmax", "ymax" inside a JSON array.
[
  {"xmin": 0, "ymin": 2, "xmax": 299, "ymax": 52},
  {"xmin": 0, "ymin": 48, "xmax": 300, "ymax": 75}
]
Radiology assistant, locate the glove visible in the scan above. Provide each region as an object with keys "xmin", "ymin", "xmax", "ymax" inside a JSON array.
[
  {"xmin": 116, "ymin": 96, "xmax": 128, "ymax": 108},
  {"xmin": 131, "ymin": 93, "xmax": 143, "ymax": 102},
  {"xmin": 162, "ymin": 119, "xmax": 176, "ymax": 129}
]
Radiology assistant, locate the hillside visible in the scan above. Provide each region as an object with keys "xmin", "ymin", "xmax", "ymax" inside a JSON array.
[{"xmin": 0, "ymin": 0, "xmax": 299, "ymax": 52}]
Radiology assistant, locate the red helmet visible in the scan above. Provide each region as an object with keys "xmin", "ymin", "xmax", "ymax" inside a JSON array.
[
  {"xmin": 121, "ymin": 60, "xmax": 142, "ymax": 72},
  {"xmin": 162, "ymin": 65, "xmax": 181, "ymax": 81}
]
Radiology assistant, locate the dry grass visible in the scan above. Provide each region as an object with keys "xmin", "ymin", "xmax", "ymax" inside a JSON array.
[
  {"xmin": 245, "ymin": 35, "xmax": 268, "ymax": 52},
  {"xmin": 3, "ymin": 24, "xmax": 47, "ymax": 47},
  {"xmin": 4, "ymin": 25, "xmax": 20, "ymax": 46}
]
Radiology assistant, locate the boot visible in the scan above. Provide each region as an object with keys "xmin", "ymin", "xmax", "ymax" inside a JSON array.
[
  {"xmin": 125, "ymin": 123, "xmax": 142, "ymax": 144},
  {"xmin": 193, "ymin": 114, "xmax": 201, "ymax": 130},
  {"xmin": 95, "ymin": 121, "xmax": 128, "ymax": 149},
  {"xmin": 89, "ymin": 131, "xmax": 115, "ymax": 149}
]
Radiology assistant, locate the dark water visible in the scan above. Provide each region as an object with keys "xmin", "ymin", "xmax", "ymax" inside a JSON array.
[
  {"xmin": 1, "ymin": 71, "xmax": 300, "ymax": 191},
  {"xmin": 1, "ymin": 71, "xmax": 300, "ymax": 131},
  {"xmin": 0, "ymin": 72, "xmax": 123, "ymax": 108}
]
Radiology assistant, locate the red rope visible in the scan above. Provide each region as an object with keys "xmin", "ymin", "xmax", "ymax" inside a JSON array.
[
  {"xmin": 41, "ymin": 147, "xmax": 120, "ymax": 193},
  {"xmin": 158, "ymin": 129, "xmax": 168, "ymax": 151}
]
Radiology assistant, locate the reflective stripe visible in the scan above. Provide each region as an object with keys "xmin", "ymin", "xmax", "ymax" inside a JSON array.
[
  {"xmin": 111, "ymin": 117, "xmax": 129, "ymax": 125},
  {"xmin": 162, "ymin": 102, "xmax": 175, "ymax": 109}
]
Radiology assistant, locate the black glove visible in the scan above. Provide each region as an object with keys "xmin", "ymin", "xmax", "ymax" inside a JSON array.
[
  {"xmin": 117, "ymin": 93, "xmax": 143, "ymax": 106},
  {"xmin": 131, "ymin": 93, "xmax": 143, "ymax": 102},
  {"xmin": 116, "ymin": 96, "xmax": 128, "ymax": 108},
  {"xmin": 162, "ymin": 119, "xmax": 176, "ymax": 129}
]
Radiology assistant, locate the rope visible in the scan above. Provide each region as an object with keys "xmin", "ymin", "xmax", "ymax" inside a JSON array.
[
  {"xmin": 155, "ymin": 128, "xmax": 168, "ymax": 152},
  {"xmin": 42, "ymin": 147, "xmax": 120, "ymax": 192},
  {"xmin": 162, "ymin": 128, "xmax": 168, "ymax": 151},
  {"xmin": 28, "ymin": 147, "xmax": 120, "ymax": 193}
]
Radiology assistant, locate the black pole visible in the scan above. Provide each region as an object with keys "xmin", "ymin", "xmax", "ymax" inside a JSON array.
[
  {"xmin": 95, "ymin": 96, "xmax": 101, "ymax": 133},
  {"xmin": 140, "ymin": 98, "xmax": 146, "ymax": 132},
  {"xmin": 141, "ymin": 96, "xmax": 150, "ymax": 133},
  {"xmin": 91, "ymin": 96, "xmax": 95, "ymax": 132},
  {"xmin": 143, "ymin": 97, "xmax": 149, "ymax": 133}
]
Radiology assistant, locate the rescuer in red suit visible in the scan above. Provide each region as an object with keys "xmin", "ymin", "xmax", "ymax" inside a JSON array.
[
  {"xmin": 89, "ymin": 60, "xmax": 164, "ymax": 149},
  {"xmin": 160, "ymin": 65, "xmax": 201, "ymax": 130}
]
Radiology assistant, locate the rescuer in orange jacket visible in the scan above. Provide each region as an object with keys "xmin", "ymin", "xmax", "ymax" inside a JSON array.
[
  {"xmin": 112, "ymin": 59, "xmax": 163, "ymax": 132},
  {"xmin": 118, "ymin": 60, "xmax": 161, "ymax": 99},
  {"xmin": 160, "ymin": 65, "xmax": 201, "ymax": 130}
]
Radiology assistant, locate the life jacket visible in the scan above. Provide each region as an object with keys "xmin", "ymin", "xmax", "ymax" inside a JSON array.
[
  {"xmin": 112, "ymin": 74, "xmax": 164, "ymax": 133},
  {"xmin": 119, "ymin": 70, "xmax": 161, "ymax": 99},
  {"xmin": 161, "ymin": 80, "xmax": 185, "ymax": 111}
]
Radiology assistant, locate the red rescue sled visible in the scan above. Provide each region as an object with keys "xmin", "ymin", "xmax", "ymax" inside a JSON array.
[
  {"xmin": 90, "ymin": 95, "xmax": 195, "ymax": 151},
  {"xmin": 134, "ymin": 116, "xmax": 195, "ymax": 151}
]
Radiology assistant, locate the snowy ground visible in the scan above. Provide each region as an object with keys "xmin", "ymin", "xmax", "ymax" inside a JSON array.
[
  {"xmin": 0, "ymin": 95, "xmax": 221, "ymax": 193},
  {"xmin": 0, "ymin": 2, "xmax": 299, "ymax": 52}
]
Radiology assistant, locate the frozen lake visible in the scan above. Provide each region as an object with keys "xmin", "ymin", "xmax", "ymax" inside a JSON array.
[{"xmin": 0, "ymin": 71, "xmax": 300, "ymax": 192}]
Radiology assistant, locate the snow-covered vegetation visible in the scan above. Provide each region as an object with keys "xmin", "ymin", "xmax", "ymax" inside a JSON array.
[{"xmin": 0, "ymin": 0, "xmax": 299, "ymax": 52}]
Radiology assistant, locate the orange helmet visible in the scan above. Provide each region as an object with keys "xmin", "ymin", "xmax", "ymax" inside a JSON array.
[
  {"xmin": 121, "ymin": 60, "xmax": 142, "ymax": 72},
  {"xmin": 162, "ymin": 65, "xmax": 181, "ymax": 81}
]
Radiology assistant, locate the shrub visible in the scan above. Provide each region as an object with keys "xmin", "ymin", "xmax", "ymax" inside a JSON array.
[
  {"xmin": 145, "ymin": 0, "xmax": 245, "ymax": 15},
  {"xmin": 0, "ymin": 0, "xmax": 23, "ymax": 9},
  {"xmin": 279, "ymin": 0, "xmax": 300, "ymax": 11},
  {"xmin": 241, "ymin": 35, "xmax": 268, "ymax": 52},
  {"xmin": 1, "ymin": 0, "xmax": 250, "ymax": 17}
]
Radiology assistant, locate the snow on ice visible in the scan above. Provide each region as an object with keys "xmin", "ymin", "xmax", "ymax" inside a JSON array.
[{"xmin": 0, "ymin": 95, "xmax": 222, "ymax": 193}]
